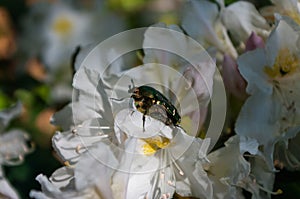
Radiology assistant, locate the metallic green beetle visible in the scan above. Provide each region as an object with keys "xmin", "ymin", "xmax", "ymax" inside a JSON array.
[{"xmin": 129, "ymin": 84, "xmax": 181, "ymax": 131}]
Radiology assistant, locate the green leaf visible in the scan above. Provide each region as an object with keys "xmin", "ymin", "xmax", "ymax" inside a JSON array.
[
  {"xmin": 34, "ymin": 85, "xmax": 51, "ymax": 104},
  {"xmin": 0, "ymin": 91, "xmax": 13, "ymax": 109},
  {"xmin": 14, "ymin": 89, "xmax": 35, "ymax": 107}
]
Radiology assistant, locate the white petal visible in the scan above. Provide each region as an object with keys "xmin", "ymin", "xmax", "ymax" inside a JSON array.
[
  {"xmin": 74, "ymin": 143, "xmax": 117, "ymax": 194},
  {"xmin": 73, "ymin": 66, "xmax": 114, "ymax": 124},
  {"xmin": 274, "ymin": 127, "xmax": 300, "ymax": 171},
  {"xmin": 166, "ymin": 129, "xmax": 213, "ymax": 198},
  {"xmin": 240, "ymin": 136, "xmax": 259, "ymax": 154},
  {"xmin": 236, "ymin": 92, "xmax": 281, "ymax": 146},
  {"xmin": 50, "ymin": 103, "xmax": 74, "ymax": 130},
  {"xmin": 235, "ymin": 92, "xmax": 283, "ymax": 170},
  {"xmin": 181, "ymin": 0, "xmax": 223, "ymax": 50},
  {"xmin": 237, "ymin": 48, "xmax": 271, "ymax": 95},
  {"xmin": 167, "ymin": 128, "xmax": 208, "ymax": 161},
  {"xmin": 29, "ymin": 190, "xmax": 51, "ymax": 199},
  {"xmin": 73, "ymin": 43, "xmax": 97, "ymax": 72},
  {"xmin": 52, "ymin": 117, "xmax": 113, "ymax": 162},
  {"xmin": 266, "ymin": 20, "xmax": 299, "ymax": 66},
  {"xmin": 206, "ymin": 136, "xmax": 251, "ymax": 198},
  {"xmin": 111, "ymin": 138, "xmax": 161, "ymax": 198},
  {"xmin": 222, "ymin": 1, "xmax": 270, "ymax": 42},
  {"xmin": 176, "ymin": 63, "xmax": 214, "ymax": 118},
  {"xmin": 143, "ymin": 23, "xmax": 186, "ymax": 68},
  {"xmin": 247, "ymin": 156, "xmax": 276, "ymax": 198},
  {"xmin": 175, "ymin": 149, "xmax": 213, "ymax": 198},
  {"xmin": 142, "ymin": 23, "xmax": 215, "ymax": 101},
  {"xmin": 35, "ymin": 174, "xmax": 64, "ymax": 198},
  {"xmin": 181, "ymin": 0, "xmax": 237, "ymax": 58},
  {"xmin": 32, "ymin": 171, "xmax": 104, "ymax": 199},
  {"xmin": 52, "ymin": 131, "xmax": 82, "ymax": 163}
]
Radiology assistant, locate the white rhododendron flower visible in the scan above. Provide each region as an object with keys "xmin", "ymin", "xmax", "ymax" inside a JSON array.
[
  {"xmin": 204, "ymin": 135, "xmax": 252, "ymax": 199},
  {"xmin": 221, "ymin": 1, "xmax": 270, "ymax": 42},
  {"xmin": 236, "ymin": 19, "xmax": 300, "ymax": 170},
  {"xmin": 0, "ymin": 102, "xmax": 34, "ymax": 199},
  {"xmin": 204, "ymin": 135, "xmax": 282, "ymax": 199},
  {"xmin": 182, "ymin": 0, "xmax": 237, "ymax": 59},
  {"xmin": 271, "ymin": 0, "xmax": 300, "ymax": 25},
  {"xmin": 182, "ymin": 0, "xmax": 270, "ymax": 59},
  {"xmin": 31, "ymin": 67, "xmax": 214, "ymax": 199},
  {"xmin": 31, "ymin": 25, "xmax": 217, "ymax": 198}
]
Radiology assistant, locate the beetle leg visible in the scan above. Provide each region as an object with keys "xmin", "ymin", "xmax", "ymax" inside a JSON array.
[
  {"xmin": 142, "ymin": 109, "xmax": 148, "ymax": 132},
  {"xmin": 132, "ymin": 103, "xmax": 140, "ymax": 115},
  {"xmin": 142, "ymin": 114, "xmax": 145, "ymax": 132}
]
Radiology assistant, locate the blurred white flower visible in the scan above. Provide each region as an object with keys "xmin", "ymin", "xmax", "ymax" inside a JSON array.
[
  {"xmin": 21, "ymin": 0, "xmax": 125, "ymax": 71},
  {"xmin": 182, "ymin": 0, "xmax": 237, "ymax": 59},
  {"xmin": 19, "ymin": 0, "xmax": 126, "ymax": 103},
  {"xmin": 0, "ymin": 102, "xmax": 34, "ymax": 199},
  {"xmin": 220, "ymin": 1, "xmax": 270, "ymax": 42},
  {"xmin": 181, "ymin": 0, "xmax": 270, "ymax": 60},
  {"xmin": 260, "ymin": 0, "xmax": 300, "ymax": 25},
  {"xmin": 236, "ymin": 19, "xmax": 300, "ymax": 170}
]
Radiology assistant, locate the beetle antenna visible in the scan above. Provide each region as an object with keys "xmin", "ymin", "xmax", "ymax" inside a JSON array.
[
  {"xmin": 128, "ymin": 79, "xmax": 136, "ymax": 93},
  {"xmin": 131, "ymin": 79, "xmax": 135, "ymax": 88}
]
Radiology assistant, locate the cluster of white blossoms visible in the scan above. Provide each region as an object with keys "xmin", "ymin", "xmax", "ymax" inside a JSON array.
[
  {"xmin": 0, "ymin": 102, "xmax": 33, "ymax": 199},
  {"xmin": 28, "ymin": 0, "xmax": 300, "ymax": 198}
]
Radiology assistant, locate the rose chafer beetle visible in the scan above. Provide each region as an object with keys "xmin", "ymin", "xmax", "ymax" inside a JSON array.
[{"xmin": 128, "ymin": 82, "xmax": 181, "ymax": 131}]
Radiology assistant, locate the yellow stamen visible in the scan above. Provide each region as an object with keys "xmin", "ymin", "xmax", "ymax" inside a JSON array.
[
  {"xmin": 142, "ymin": 137, "xmax": 170, "ymax": 155},
  {"xmin": 52, "ymin": 17, "xmax": 73, "ymax": 37},
  {"xmin": 264, "ymin": 48, "xmax": 299, "ymax": 78}
]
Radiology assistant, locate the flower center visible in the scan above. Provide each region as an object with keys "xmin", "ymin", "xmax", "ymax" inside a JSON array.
[
  {"xmin": 52, "ymin": 16, "xmax": 73, "ymax": 37},
  {"xmin": 264, "ymin": 48, "xmax": 299, "ymax": 78},
  {"xmin": 142, "ymin": 137, "xmax": 170, "ymax": 155}
]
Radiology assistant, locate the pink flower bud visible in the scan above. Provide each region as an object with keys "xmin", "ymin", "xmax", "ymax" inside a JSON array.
[
  {"xmin": 222, "ymin": 54, "xmax": 247, "ymax": 99},
  {"xmin": 245, "ymin": 32, "xmax": 265, "ymax": 51}
]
